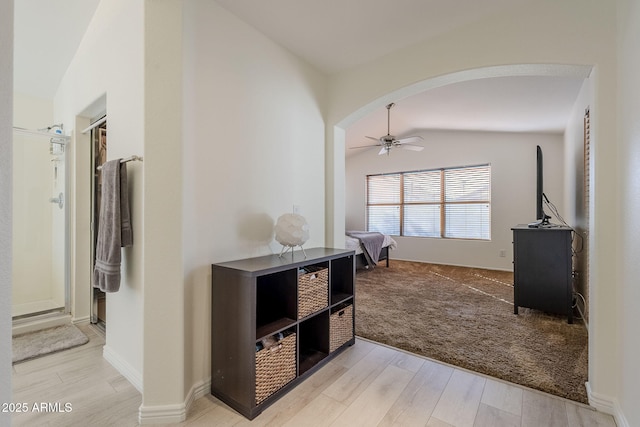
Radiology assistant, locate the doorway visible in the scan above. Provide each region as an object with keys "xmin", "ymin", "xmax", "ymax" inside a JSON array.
[
  {"xmin": 90, "ymin": 116, "xmax": 107, "ymax": 328},
  {"xmin": 12, "ymin": 127, "xmax": 70, "ymax": 322}
]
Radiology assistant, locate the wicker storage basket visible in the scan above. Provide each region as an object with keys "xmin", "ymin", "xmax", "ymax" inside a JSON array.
[
  {"xmin": 298, "ymin": 267, "xmax": 328, "ymax": 319},
  {"xmin": 255, "ymin": 333, "xmax": 296, "ymax": 404},
  {"xmin": 330, "ymin": 304, "xmax": 353, "ymax": 352}
]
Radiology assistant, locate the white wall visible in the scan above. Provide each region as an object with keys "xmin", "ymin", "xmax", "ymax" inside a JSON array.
[
  {"xmin": 563, "ymin": 79, "xmax": 591, "ymax": 228},
  {"xmin": 141, "ymin": 0, "xmax": 184, "ymax": 417},
  {"xmin": 327, "ymin": 0, "xmax": 621, "ymax": 418},
  {"xmin": 13, "ymin": 93, "xmax": 53, "ymax": 128},
  {"xmin": 564, "ymin": 78, "xmax": 593, "ymax": 320},
  {"xmin": 55, "ymin": 0, "xmax": 145, "ymax": 392},
  {"xmin": 617, "ymin": 1, "xmax": 640, "ymax": 426},
  {"xmin": 56, "ymin": 1, "xmax": 189, "ymax": 419},
  {"xmin": 182, "ymin": 0, "xmax": 328, "ymax": 401},
  {"xmin": 346, "ymin": 130, "xmax": 564, "ymax": 270},
  {"xmin": 0, "ymin": 0, "xmax": 14, "ymax": 421}
]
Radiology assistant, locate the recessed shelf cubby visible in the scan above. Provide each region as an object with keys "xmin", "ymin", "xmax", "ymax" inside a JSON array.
[
  {"xmin": 299, "ymin": 311, "xmax": 329, "ymax": 375},
  {"xmin": 256, "ymin": 270, "xmax": 296, "ymax": 340},
  {"xmin": 330, "ymin": 255, "xmax": 354, "ymax": 306}
]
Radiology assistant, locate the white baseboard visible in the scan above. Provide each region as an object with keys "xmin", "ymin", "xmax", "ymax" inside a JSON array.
[
  {"xmin": 71, "ymin": 315, "xmax": 90, "ymax": 325},
  {"xmin": 138, "ymin": 402, "xmax": 186, "ymax": 425},
  {"xmin": 101, "ymin": 343, "xmax": 212, "ymax": 425},
  {"xmin": 138, "ymin": 378, "xmax": 211, "ymax": 425},
  {"xmin": 586, "ymin": 382, "xmax": 630, "ymax": 427},
  {"xmin": 186, "ymin": 378, "xmax": 212, "ymax": 411},
  {"xmin": 102, "ymin": 345, "xmax": 143, "ymax": 393}
]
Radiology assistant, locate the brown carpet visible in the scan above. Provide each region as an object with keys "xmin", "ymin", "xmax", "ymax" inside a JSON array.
[{"xmin": 355, "ymin": 260, "xmax": 588, "ymax": 404}]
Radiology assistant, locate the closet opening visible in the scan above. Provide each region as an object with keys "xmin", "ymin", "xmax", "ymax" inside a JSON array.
[{"xmin": 90, "ymin": 115, "xmax": 107, "ymax": 330}]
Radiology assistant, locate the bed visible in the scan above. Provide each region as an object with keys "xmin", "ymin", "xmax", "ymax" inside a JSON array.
[{"xmin": 345, "ymin": 232, "xmax": 397, "ymax": 270}]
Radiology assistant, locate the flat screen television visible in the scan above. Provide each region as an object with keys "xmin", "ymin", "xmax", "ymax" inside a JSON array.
[{"xmin": 531, "ymin": 145, "xmax": 551, "ymax": 227}]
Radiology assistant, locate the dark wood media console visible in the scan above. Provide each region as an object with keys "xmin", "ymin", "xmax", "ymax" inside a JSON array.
[
  {"xmin": 211, "ymin": 248, "xmax": 355, "ymax": 419},
  {"xmin": 512, "ymin": 225, "xmax": 573, "ymax": 323}
]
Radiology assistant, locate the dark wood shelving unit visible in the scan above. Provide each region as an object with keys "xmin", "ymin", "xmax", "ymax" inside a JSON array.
[{"xmin": 211, "ymin": 248, "xmax": 355, "ymax": 419}]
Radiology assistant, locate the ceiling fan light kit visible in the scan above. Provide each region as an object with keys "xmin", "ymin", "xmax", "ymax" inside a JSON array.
[{"xmin": 351, "ymin": 102, "xmax": 425, "ymax": 155}]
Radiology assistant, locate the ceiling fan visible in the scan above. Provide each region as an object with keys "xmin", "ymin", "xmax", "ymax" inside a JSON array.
[{"xmin": 351, "ymin": 102, "xmax": 424, "ymax": 155}]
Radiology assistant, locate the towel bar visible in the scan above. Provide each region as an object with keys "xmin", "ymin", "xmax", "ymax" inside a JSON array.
[{"xmin": 97, "ymin": 155, "xmax": 143, "ymax": 171}]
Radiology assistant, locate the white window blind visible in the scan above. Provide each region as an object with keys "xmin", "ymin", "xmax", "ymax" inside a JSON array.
[
  {"xmin": 444, "ymin": 166, "xmax": 491, "ymax": 239},
  {"xmin": 368, "ymin": 174, "xmax": 400, "ymax": 204},
  {"xmin": 366, "ymin": 164, "xmax": 491, "ymax": 240},
  {"xmin": 366, "ymin": 174, "xmax": 400, "ymax": 235},
  {"xmin": 403, "ymin": 170, "xmax": 441, "ymax": 237}
]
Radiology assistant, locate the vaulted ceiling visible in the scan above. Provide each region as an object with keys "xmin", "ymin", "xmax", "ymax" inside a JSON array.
[
  {"xmin": 215, "ymin": 0, "xmax": 533, "ymax": 74},
  {"xmin": 14, "ymin": 0, "xmax": 585, "ymax": 151},
  {"xmin": 14, "ymin": 0, "xmax": 101, "ymax": 100}
]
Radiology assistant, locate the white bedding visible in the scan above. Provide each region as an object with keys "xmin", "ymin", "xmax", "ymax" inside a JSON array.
[{"xmin": 345, "ymin": 234, "xmax": 397, "ymax": 255}]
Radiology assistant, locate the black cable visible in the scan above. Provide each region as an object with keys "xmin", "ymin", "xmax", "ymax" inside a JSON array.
[{"xmin": 543, "ymin": 195, "xmax": 584, "ymax": 254}]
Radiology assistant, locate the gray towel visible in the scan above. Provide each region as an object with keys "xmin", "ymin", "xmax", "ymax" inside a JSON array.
[
  {"xmin": 93, "ymin": 159, "xmax": 133, "ymax": 293},
  {"xmin": 120, "ymin": 162, "xmax": 133, "ymax": 247}
]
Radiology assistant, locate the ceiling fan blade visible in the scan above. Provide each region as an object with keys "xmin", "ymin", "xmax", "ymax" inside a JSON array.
[
  {"xmin": 395, "ymin": 135, "xmax": 424, "ymax": 145},
  {"xmin": 350, "ymin": 144, "xmax": 380, "ymax": 149},
  {"xmin": 361, "ymin": 103, "xmax": 414, "ymax": 156},
  {"xmin": 401, "ymin": 144, "xmax": 424, "ymax": 151}
]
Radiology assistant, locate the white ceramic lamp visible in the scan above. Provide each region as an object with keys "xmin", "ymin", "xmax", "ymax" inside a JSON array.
[{"xmin": 275, "ymin": 213, "xmax": 309, "ymax": 257}]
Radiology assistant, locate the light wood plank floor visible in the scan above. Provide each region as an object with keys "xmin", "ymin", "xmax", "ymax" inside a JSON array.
[{"xmin": 12, "ymin": 324, "xmax": 616, "ymax": 427}]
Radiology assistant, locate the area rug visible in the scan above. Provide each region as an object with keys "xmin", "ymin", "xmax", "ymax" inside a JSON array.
[
  {"xmin": 355, "ymin": 261, "xmax": 589, "ymax": 403},
  {"xmin": 12, "ymin": 324, "xmax": 89, "ymax": 364}
]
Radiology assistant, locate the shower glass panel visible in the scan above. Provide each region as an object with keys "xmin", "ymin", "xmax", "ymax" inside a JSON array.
[{"xmin": 12, "ymin": 129, "xmax": 69, "ymax": 319}]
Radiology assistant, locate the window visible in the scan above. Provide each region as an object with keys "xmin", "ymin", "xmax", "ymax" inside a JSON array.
[{"xmin": 366, "ymin": 164, "xmax": 491, "ymax": 240}]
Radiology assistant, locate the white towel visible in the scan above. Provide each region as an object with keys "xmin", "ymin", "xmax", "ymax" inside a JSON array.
[{"xmin": 93, "ymin": 159, "xmax": 133, "ymax": 293}]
